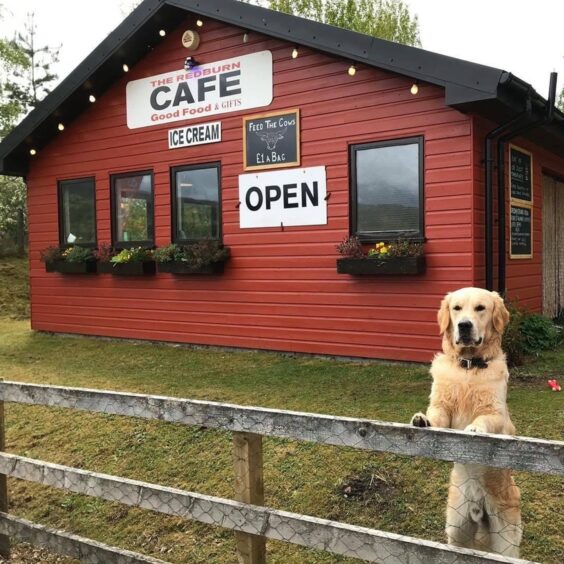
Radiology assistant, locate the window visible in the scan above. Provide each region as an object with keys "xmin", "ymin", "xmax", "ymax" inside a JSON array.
[
  {"xmin": 351, "ymin": 137, "xmax": 424, "ymax": 241},
  {"xmin": 111, "ymin": 171, "xmax": 154, "ymax": 247},
  {"xmin": 171, "ymin": 163, "xmax": 221, "ymax": 242},
  {"xmin": 58, "ymin": 177, "xmax": 96, "ymax": 246}
]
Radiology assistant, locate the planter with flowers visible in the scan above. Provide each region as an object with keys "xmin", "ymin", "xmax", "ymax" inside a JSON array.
[
  {"xmin": 95, "ymin": 245, "xmax": 156, "ymax": 276},
  {"xmin": 336, "ymin": 236, "xmax": 425, "ymax": 275},
  {"xmin": 41, "ymin": 246, "xmax": 97, "ymax": 274},
  {"xmin": 153, "ymin": 241, "xmax": 230, "ymax": 275}
]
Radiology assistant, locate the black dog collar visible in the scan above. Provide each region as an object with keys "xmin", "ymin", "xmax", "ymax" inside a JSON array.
[{"xmin": 459, "ymin": 357, "xmax": 489, "ymax": 370}]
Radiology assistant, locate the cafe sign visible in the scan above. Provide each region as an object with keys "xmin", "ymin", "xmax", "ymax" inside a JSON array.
[{"xmin": 126, "ymin": 51, "xmax": 273, "ymax": 129}]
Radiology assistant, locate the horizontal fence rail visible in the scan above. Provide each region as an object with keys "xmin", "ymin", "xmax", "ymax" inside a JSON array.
[
  {"xmin": 0, "ymin": 452, "xmax": 535, "ymax": 564},
  {"xmin": 0, "ymin": 381, "xmax": 561, "ymax": 475},
  {"xmin": 0, "ymin": 513, "xmax": 167, "ymax": 564}
]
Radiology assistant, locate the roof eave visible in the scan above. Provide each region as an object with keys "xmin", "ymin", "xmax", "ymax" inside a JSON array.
[{"xmin": 1, "ymin": 0, "xmax": 563, "ymax": 176}]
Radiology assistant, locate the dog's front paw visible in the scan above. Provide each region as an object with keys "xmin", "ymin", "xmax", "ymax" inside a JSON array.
[
  {"xmin": 411, "ymin": 412, "xmax": 431, "ymax": 428},
  {"xmin": 464, "ymin": 424, "xmax": 486, "ymax": 434}
]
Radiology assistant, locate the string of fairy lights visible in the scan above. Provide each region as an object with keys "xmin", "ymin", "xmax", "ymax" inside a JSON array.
[{"xmin": 28, "ymin": 16, "xmax": 420, "ymax": 157}]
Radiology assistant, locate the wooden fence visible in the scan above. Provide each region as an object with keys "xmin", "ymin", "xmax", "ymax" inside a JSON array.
[{"xmin": 0, "ymin": 380, "xmax": 561, "ymax": 563}]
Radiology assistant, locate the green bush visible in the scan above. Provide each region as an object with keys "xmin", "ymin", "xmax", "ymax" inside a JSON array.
[
  {"xmin": 503, "ymin": 303, "xmax": 560, "ymax": 366},
  {"xmin": 520, "ymin": 314, "xmax": 560, "ymax": 355}
]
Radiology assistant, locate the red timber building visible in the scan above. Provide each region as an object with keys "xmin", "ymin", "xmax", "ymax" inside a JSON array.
[{"xmin": 1, "ymin": 0, "xmax": 564, "ymax": 363}]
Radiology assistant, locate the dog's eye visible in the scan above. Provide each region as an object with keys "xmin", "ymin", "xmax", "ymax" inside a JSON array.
[
  {"xmin": 453, "ymin": 305, "xmax": 462, "ymax": 311},
  {"xmin": 475, "ymin": 305, "xmax": 486, "ymax": 312}
]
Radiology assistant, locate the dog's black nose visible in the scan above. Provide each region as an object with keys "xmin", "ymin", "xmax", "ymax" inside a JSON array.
[{"xmin": 458, "ymin": 320, "xmax": 473, "ymax": 332}]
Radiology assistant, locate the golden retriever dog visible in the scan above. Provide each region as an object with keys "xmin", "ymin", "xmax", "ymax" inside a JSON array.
[{"xmin": 411, "ymin": 287, "xmax": 522, "ymax": 557}]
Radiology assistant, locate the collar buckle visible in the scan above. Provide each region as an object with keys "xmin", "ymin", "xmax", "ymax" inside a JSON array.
[
  {"xmin": 460, "ymin": 358, "xmax": 472, "ymax": 370},
  {"xmin": 459, "ymin": 357, "xmax": 489, "ymax": 370}
]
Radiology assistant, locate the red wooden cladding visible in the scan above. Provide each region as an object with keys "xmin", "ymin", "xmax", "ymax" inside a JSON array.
[
  {"xmin": 471, "ymin": 115, "xmax": 564, "ymax": 311},
  {"xmin": 27, "ymin": 16, "xmax": 483, "ymax": 362}
]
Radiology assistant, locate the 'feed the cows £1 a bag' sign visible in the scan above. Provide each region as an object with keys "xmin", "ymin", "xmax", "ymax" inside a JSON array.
[
  {"xmin": 126, "ymin": 51, "xmax": 273, "ymax": 129},
  {"xmin": 239, "ymin": 167, "xmax": 327, "ymax": 228}
]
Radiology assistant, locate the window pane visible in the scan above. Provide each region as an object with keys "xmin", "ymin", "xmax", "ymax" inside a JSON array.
[
  {"xmin": 356, "ymin": 142, "xmax": 420, "ymax": 235},
  {"xmin": 60, "ymin": 178, "xmax": 96, "ymax": 245},
  {"xmin": 174, "ymin": 167, "xmax": 219, "ymax": 241},
  {"xmin": 113, "ymin": 173, "xmax": 153, "ymax": 244}
]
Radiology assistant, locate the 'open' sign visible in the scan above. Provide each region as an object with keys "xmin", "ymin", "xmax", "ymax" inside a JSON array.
[{"xmin": 238, "ymin": 167, "xmax": 327, "ymax": 228}]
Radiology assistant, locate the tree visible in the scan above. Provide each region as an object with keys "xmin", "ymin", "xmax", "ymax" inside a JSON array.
[
  {"xmin": 6, "ymin": 13, "xmax": 60, "ymax": 111},
  {"xmin": 248, "ymin": 0, "xmax": 421, "ymax": 46},
  {"xmin": 558, "ymin": 86, "xmax": 564, "ymax": 112},
  {"xmin": 0, "ymin": 11, "xmax": 60, "ymax": 256},
  {"xmin": 0, "ymin": 16, "xmax": 29, "ymax": 138}
]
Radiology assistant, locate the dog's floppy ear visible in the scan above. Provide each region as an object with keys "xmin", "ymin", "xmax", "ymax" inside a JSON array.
[
  {"xmin": 492, "ymin": 291, "xmax": 510, "ymax": 333},
  {"xmin": 437, "ymin": 294, "xmax": 451, "ymax": 335}
]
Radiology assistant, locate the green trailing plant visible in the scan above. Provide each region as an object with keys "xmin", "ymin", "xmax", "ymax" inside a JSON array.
[
  {"xmin": 110, "ymin": 247, "xmax": 152, "ymax": 264},
  {"xmin": 153, "ymin": 241, "xmax": 230, "ymax": 267},
  {"xmin": 152, "ymin": 244, "xmax": 184, "ymax": 263},
  {"xmin": 39, "ymin": 246, "xmax": 63, "ymax": 263},
  {"xmin": 62, "ymin": 246, "xmax": 94, "ymax": 263}
]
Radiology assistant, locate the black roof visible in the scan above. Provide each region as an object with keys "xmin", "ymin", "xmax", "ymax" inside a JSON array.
[{"xmin": 1, "ymin": 0, "xmax": 563, "ymax": 176}]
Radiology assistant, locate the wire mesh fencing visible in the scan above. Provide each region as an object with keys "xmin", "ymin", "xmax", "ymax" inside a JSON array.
[{"xmin": 0, "ymin": 380, "xmax": 560, "ymax": 563}]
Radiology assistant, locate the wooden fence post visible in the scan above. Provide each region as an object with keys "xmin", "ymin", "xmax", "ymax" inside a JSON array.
[
  {"xmin": 233, "ymin": 432, "xmax": 265, "ymax": 564},
  {"xmin": 0, "ymin": 385, "xmax": 10, "ymax": 559}
]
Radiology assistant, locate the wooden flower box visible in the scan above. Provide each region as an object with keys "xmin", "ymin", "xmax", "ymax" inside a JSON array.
[
  {"xmin": 156, "ymin": 261, "xmax": 226, "ymax": 275},
  {"xmin": 45, "ymin": 260, "xmax": 97, "ymax": 274},
  {"xmin": 97, "ymin": 261, "xmax": 156, "ymax": 276},
  {"xmin": 336, "ymin": 256, "xmax": 426, "ymax": 275}
]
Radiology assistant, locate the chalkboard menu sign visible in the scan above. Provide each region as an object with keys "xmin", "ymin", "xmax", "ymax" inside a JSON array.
[
  {"xmin": 510, "ymin": 205, "xmax": 532, "ymax": 258},
  {"xmin": 243, "ymin": 109, "xmax": 300, "ymax": 171},
  {"xmin": 510, "ymin": 145, "xmax": 533, "ymax": 203}
]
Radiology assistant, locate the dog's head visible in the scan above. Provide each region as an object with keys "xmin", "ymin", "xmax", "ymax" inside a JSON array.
[{"xmin": 437, "ymin": 287, "xmax": 509, "ymax": 355}]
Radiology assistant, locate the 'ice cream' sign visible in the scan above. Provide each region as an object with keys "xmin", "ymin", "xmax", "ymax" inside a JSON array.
[{"xmin": 126, "ymin": 51, "xmax": 273, "ymax": 129}]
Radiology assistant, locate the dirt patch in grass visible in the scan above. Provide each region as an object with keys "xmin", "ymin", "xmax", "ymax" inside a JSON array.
[{"xmin": 338, "ymin": 467, "xmax": 396, "ymax": 508}]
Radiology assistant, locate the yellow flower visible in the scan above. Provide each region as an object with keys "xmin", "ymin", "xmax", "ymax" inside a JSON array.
[{"xmin": 380, "ymin": 247, "xmax": 388, "ymax": 254}]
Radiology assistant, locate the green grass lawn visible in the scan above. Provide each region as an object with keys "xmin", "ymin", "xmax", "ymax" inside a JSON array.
[{"xmin": 0, "ymin": 257, "xmax": 562, "ymax": 563}]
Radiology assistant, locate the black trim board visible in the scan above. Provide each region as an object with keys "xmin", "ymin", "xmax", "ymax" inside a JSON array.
[
  {"xmin": 110, "ymin": 170, "xmax": 155, "ymax": 249},
  {"xmin": 57, "ymin": 177, "xmax": 97, "ymax": 248},
  {"xmin": 170, "ymin": 162, "xmax": 222, "ymax": 244},
  {"xmin": 349, "ymin": 136, "xmax": 424, "ymax": 243},
  {"xmin": 1, "ymin": 0, "xmax": 563, "ymax": 176}
]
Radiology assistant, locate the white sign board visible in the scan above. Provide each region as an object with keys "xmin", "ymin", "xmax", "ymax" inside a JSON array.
[
  {"xmin": 168, "ymin": 121, "xmax": 221, "ymax": 149},
  {"xmin": 126, "ymin": 51, "xmax": 273, "ymax": 129},
  {"xmin": 239, "ymin": 167, "xmax": 327, "ymax": 228}
]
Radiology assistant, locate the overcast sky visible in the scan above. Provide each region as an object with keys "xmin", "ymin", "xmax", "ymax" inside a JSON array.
[{"xmin": 0, "ymin": 0, "xmax": 562, "ymax": 99}]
